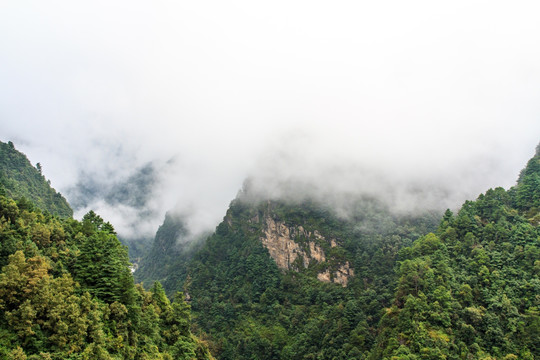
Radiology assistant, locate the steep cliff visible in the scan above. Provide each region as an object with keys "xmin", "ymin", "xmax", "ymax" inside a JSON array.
[{"xmin": 260, "ymin": 215, "xmax": 354, "ymax": 286}]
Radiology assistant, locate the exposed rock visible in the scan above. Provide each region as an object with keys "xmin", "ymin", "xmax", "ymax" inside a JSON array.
[
  {"xmin": 260, "ymin": 216, "xmax": 353, "ymax": 286},
  {"xmin": 317, "ymin": 271, "xmax": 331, "ymax": 283},
  {"xmin": 309, "ymin": 242, "xmax": 326, "ymax": 263},
  {"xmin": 334, "ymin": 262, "xmax": 354, "ymax": 286},
  {"xmin": 316, "ymin": 263, "xmax": 354, "ymax": 287},
  {"xmin": 260, "ymin": 217, "xmax": 308, "ymax": 269}
]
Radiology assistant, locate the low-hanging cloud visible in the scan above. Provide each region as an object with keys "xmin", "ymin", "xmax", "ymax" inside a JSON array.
[{"xmin": 1, "ymin": 1, "xmax": 539, "ymax": 239}]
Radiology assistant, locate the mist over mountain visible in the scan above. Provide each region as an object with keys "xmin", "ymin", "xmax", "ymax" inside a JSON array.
[
  {"xmin": 66, "ymin": 161, "xmax": 164, "ymax": 238},
  {"xmin": 9, "ymin": 133, "xmax": 539, "ymax": 244},
  {"xmin": 2, "ymin": 137, "xmax": 538, "ymax": 359},
  {"xmin": 132, "ymin": 142, "xmax": 540, "ymax": 359},
  {"xmin": 2, "ymin": 2, "xmax": 540, "ymax": 359},
  {"xmin": 2, "ymin": 1, "xmax": 540, "ymax": 241}
]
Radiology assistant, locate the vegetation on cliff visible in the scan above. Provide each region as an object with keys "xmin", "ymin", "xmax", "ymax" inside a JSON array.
[{"xmin": 0, "ymin": 141, "xmax": 72, "ymax": 218}]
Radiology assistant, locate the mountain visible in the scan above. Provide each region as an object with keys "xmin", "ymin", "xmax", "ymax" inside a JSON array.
[
  {"xmin": 137, "ymin": 143, "xmax": 540, "ymax": 360},
  {"xmin": 138, "ymin": 185, "xmax": 440, "ymax": 359},
  {"xmin": 371, "ymin": 145, "xmax": 540, "ymax": 359},
  {"xmin": 9, "ymin": 137, "xmax": 535, "ymax": 359},
  {"xmin": 0, "ymin": 142, "xmax": 212, "ymax": 359},
  {"xmin": 0, "ymin": 140, "xmax": 72, "ymax": 217},
  {"xmin": 135, "ymin": 212, "xmax": 209, "ymax": 295}
]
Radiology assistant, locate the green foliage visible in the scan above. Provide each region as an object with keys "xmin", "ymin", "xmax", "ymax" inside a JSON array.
[
  {"xmin": 73, "ymin": 231, "xmax": 133, "ymax": 304},
  {"xmin": 0, "ymin": 141, "xmax": 72, "ymax": 217},
  {"xmin": 0, "ymin": 193, "xmax": 212, "ymax": 359},
  {"xmin": 147, "ymin": 193, "xmax": 439, "ymax": 359},
  {"xmin": 371, "ymin": 146, "xmax": 540, "ymax": 359},
  {"xmin": 5, "ymin": 139, "xmax": 538, "ymax": 359},
  {"xmin": 512, "ymin": 149, "xmax": 540, "ymax": 216},
  {"xmin": 135, "ymin": 212, "xmax": 207, "ymax": 296},
  {"xmin": 137, "ymin": 143, "xmax": 540, "ymax": 360}
]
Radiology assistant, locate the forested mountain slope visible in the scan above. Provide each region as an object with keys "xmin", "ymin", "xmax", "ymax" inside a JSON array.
[
  {"xmin": 0, "ymin": 142, "xmax": 212, "ymax": 359},
  {"xmin": 371, "ymin": 145, "xmax": 540, "ymax": 359},
  {"xmin": 139, "ymin": 186, "xmax": 440, "ymax": 359},
  {"xmin": 135, "ymin": 212, "xmax": 208, "ymax": 295},
  {"xmin": 138, "ymin": 143, "xmax": 540, "ymax": 360},
  {"xmin": 0, "ymin": 141, "xmax": 72, "ymax": 218}
]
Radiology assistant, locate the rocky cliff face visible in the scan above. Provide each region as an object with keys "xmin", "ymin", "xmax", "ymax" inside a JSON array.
[
  {"xmin": 260, "ymin": 216, "xmax": 354, "ymax": 286},
  {"xmin": 316, "ymin": 262, "xmax": 354, "ymax": 286}
]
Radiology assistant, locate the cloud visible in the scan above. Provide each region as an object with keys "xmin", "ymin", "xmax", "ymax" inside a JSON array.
[{"xmin": 1, "ymin": 1, "xmax": 539, "ymax": 238}]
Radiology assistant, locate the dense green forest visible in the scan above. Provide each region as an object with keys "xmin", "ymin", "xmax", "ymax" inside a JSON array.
[
  {"xmin": 0, "ymin": 141, "xmax": 72, "ymax": 218},
  {"xmin": 138, "ymin": 144, "xmax": 540, "ymax": 359},
  {"xmin": 0, "ymin": 142, "xmax": 212, "ymax": 359},
  {"xmin": 139, "ymin": 187, "xmax": 441, "ymax": 358},
  {"xmin": 2, "ymin": 139, "xmax": 539, "ymax": 359},
  {"xmin": 370, "ymin": 145, "xmax": 540, "ymax": 359}
]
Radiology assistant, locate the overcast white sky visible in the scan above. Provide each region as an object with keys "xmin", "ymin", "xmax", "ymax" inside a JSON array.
[{"xmin": 1, "ymin": 1, "xmax": 540, "ymax": 238}]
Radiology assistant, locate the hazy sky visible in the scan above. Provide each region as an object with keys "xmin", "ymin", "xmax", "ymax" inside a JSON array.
[{"xmin": 1, "ymin": 1, "xmax": 540, "ymax": 238}]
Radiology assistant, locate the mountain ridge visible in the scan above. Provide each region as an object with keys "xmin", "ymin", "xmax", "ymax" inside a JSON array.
[
  {"xmin": 136, "ymin": 142, "xmax": 540, "ymax": 359},
  {"xmin": 0, "ymin": 140, "xmax": 72, "ymax": 217}
]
